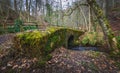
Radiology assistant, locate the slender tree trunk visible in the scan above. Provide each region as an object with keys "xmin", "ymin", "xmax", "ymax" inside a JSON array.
[
  {"xmin": 60, "ymin": 0, "xmax": 64, "ymax": 26},
  {"xmin": 35, "ymin": 0, "xmax": 38, "ymax": 17},
  {"xmin": 28, "ymin": 0, "xmax": 31, "ymax": 22},
  {"xmin": 79, "ymin": 6, "xmax": 88, "ymax": 31},
  {"xmin": 102, "ymin": 0, "xmax": 107, "ymax": 17},
  {"xmin": 112, "ymin": 0, "xmax": 115, "ymax": 7},
  {"xmin": 88, "ymin": 5, "xmax": 92, "ymax": 32},
  {"xmin": 26, "ymin": 0, "xmax": 29, "ymax": 12},
  {"xmin": 14, "ymin": 0, "xmax": 17, "ymax": 11}
]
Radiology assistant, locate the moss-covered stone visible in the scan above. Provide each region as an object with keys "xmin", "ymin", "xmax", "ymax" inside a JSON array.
[{"xmin": 13, "ymin": 27, "xmax": 84, "ymax": 60}]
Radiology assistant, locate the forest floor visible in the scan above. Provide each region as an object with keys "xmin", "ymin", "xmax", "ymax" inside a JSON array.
[
  {"xmin": 109, "ymin": 10, "xmax": 120, "ymax": 36},
  {"xmin": 0, "ymin": 25, "xmax": 120, "ymax": 73},
  {"xmin": 45, "ymin": 47, "xmax": 120, "ymax": 73},
  {"xmin": 0, "ymin": 45, "xmax": 120, "ymax": 73},
  {"xmin": 0, "ymin": 10, "xmax": 120, "ymax": 73}
]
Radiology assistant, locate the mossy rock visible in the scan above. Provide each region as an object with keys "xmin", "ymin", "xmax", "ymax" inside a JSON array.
[{"xmin": 13, "ymin": 27, "xmax": 84, "ymax": 60}]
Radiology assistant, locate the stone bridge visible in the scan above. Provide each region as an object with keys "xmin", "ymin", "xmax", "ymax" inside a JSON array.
[{"xmin": 13, "ymin": 27, "xmax": 84, "ymax": 58}]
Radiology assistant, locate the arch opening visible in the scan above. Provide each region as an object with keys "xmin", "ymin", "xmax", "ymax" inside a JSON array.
[{"xmin": 68, "ymin": 35, "xmax": 74, "ymax": 49}]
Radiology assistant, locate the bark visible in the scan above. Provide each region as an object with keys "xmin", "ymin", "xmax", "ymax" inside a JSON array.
[
  {"xmin": 35, "ymin": 0, "xmax": 38, "ymax": 17},
  {"xmin": 14, "ymin": 0, "xmax": 17, "ymax": 11},
  {"xmin": 102, "ymin": 0, "xmax": 107, "ymax": 16},
  {"xmin": 86, "ymin": 0, "xmax": 118, "ymax": 53},
  {"xmin": 26, "ymin": 0, "xmax": 29, "ymax": 12}
]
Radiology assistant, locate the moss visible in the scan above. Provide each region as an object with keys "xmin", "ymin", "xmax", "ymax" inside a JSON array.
[
  {"xmin": 44, "ymin": 54, "xmax": 52, "ymax": 61},
  {"xmin": 13, "ymin": 27, "xmax": 84, "ymax": 64},
  {"xmin": 81, "ymin": 36, "xmax": 89, "ymax": 45},
  {"xmin": 81, "ymin": 32, "xmax": 103, "ymax": 46},
  {"xmin": 74, "ymin": 40, "xmax": 80, "ymax": 45},
  {"xmin": 110, "ymin": 36, "xmax": 120, "ymax": 57},
  {"xmin": 36, "ymin": 60, "xmax": 46, "ymax": 67},
  {"xmin": 87, "ymin": 0, "xmax": 117, "ymax": 52}
]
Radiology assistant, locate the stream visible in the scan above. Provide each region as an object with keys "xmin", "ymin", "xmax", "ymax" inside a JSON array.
[{"xmin": 71, "ymin": 46, "xmax": 99, "ymax": 51}]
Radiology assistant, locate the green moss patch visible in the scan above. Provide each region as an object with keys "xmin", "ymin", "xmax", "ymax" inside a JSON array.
[
  {"xmin": 81, "ymin": 32, "xmax": 104, "ymax": 46},
  {"xmin": 13, "ymin": 27, "xmax": 84, "ymax": 62}
]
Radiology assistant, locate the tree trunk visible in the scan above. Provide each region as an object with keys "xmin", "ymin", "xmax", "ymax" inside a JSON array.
[
  {"xmin": 102, "ymin": 0, "xmax": 107, "ymax": 16},
  {"xmin": 14, "ymin": 0, "xmax": 17, "ymax": 11},
  {"xmin": 86, "ymin": 0, "xmax": 119, "ymax": 53},
  {"xmin": 35, "ymin": 0, "xmax": 38, "ymax": 17},
  {"xmin": 26, "ymin": 0, "xmax": 29, "ymax": 12}
]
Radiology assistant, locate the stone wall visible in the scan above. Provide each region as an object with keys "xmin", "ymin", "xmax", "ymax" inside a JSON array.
[{"xmin": 13, "ymin": 27, "xmax": 84, "ymax": 59}]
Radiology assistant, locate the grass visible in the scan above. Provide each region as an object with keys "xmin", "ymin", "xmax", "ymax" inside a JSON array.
[{"xmin": 0, "ymin": 25, "xmax": 38, "ymax": 34}]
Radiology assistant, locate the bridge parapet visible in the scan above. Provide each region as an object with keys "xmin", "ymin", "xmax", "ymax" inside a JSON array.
[{"xmin": 13, "ymin": 27, "xmax": 84, "ymax": 59}]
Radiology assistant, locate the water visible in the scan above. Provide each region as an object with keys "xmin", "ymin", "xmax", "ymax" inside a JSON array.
[{"xmin": 71, "ymin": 46, "xmax": 99, "ymax": 51}]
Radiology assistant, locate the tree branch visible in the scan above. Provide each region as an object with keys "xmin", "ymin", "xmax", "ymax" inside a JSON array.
[{"xmin": 63, "ymin": 3, "xmax": 88, "ymax": 16}]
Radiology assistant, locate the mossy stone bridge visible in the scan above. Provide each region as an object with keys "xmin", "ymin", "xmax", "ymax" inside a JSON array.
[{"xmin": 13, "ymin": 27, "xmax": 84, "ymax": 58}]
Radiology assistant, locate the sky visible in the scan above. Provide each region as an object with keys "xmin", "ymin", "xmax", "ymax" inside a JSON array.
[{"xmin": 61, "ymin": 0, "xmax": 74, "ymax": 9}]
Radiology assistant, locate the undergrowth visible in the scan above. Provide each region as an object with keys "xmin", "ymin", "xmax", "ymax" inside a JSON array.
[{"xmin": 81, "ymin": 32, "xmax": 104, "ymax": 46}]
